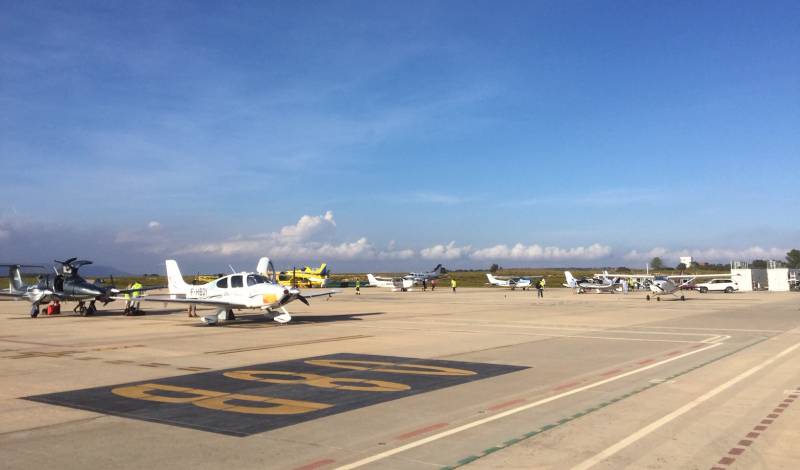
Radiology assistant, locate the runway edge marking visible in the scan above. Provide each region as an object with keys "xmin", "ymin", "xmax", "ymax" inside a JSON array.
[
  {"xmin": 437, "ymin": 336, "xmax": 771, "ymax": 470},
  {"xmin": 333, "ymin": 339, "xmax": 728, "ymax": 470},
  {"xmin": 572, "ymin": 339, "xmax": 800, "ymax": 470}
]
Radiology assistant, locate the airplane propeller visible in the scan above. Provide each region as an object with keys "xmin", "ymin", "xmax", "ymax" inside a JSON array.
[{"xmin": 280, "ymin": 288, "xmax": 309, "ymax": 306}]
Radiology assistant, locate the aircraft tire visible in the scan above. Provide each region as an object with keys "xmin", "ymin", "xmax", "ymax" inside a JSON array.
[
  {"xmin": 680, "ymin": 295, "xmax": 685, "ymax": 301},
  {"xmin": 656, "ymin": 296, "xmax": 661, "ymax": 301},
  {"xmin": 31, "ymin": 305, "xmax": 40, "ymax": 318},
  {"xmin": 646, "ymin": 294, "xmax": 651, "ymax": 301}
]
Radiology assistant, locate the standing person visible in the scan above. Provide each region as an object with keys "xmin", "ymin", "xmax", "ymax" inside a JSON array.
[
  {"xmin": 355, "ymin": 279, "xmax": 361, "ymax": 295},
  {"xmin": 431, "ymin": 279, "xmax": 436, "ymax": 291},
  {"xmin": 130, "ymin": 280, "xmax": 143, "ymax": 314},
  {"xmin": 187, "ymin": 303, "xmax": 197, "ymax": 317},
  {"xmin": 451, "ymin": 278, "xmax": 457, "ymax": 293},
  {"xmin": 537, "ymin": 278, "xmax": 545, "ymax": 298},
  {"xmin": 422, "ymin": 279, "xmax": 427, "ymax": 291},
  {"xmin": 123, "ymin": 282, "xmax": 133, "ymax": 315}
]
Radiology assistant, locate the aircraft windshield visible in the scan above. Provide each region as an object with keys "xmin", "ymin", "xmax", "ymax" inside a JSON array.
[{"xmin": 247, "ymin": 274, "xmax": 268, "ymax": 286}]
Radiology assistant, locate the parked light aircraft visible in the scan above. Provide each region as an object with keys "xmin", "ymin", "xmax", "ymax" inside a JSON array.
[
  {"xmin": 563, "ymin": 271, "xmax": 619, "ymax": 293},
  {"xmin": 405, "ymin": 264, "xmax": 446, "ymax": 283},
  {"xmin": 275, "ymin": 263, "xmax": 330, "ymax": 288},
  {"xmin": 140, "ymin": 258, "xmax": 337, "ymax": 325},
  {"xmin": 367, "ymin": 274, "xmax": 414, "ymax": 292},
  {"xmin": 610, "ymin": 272, "xmax": 740, "ymax": 301},
  {"xmin": 486, "ymin": 273, "xmax": 539, "ymax": 290},
  {"xmin": 0, "ymin": 260, "xmax": 159, "ymax": 317}
]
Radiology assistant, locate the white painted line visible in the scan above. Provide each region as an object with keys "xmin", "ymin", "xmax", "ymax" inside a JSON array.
[
  {"xmin": 571, "ymin": 340, "xmax": 800, "ymax": 470},
  {"xmin": 334, "ymin": 342, "xmax": 723, "ymax": 470}
]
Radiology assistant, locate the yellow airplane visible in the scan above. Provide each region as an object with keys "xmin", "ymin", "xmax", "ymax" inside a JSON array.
[{"xmin": 276, "ymin": 263, "xmax": 330, "ymax": 288}]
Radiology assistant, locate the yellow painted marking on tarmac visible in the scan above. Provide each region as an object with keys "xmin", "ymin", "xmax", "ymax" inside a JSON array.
[
  {"xmin": 112, "ymin": 383, "xmax": 225, "ymax": 403},
  {"xmin": 225, "ymin": 370, "xmax": 410, "ymax": 392},
  {"xmin": 194, "ymin": 393, "xmax": 331, "ymax": 415},
  {"xmin": 112, "ymin": 383, "xmax": 332, "ymax": 415},
  {"xmin": 305, "ymin": 359, "xmax": 476, "ymax": 376}
]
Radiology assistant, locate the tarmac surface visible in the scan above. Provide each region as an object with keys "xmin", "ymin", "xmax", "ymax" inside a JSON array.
[{"xmin": 1, "ymin": 287, "xmax": 799, "ymax": 469}]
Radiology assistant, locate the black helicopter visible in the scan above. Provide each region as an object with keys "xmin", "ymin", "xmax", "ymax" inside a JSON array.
[{"xmin": 1, "ymin": 258, "xmax": 160, "ymax": 317}]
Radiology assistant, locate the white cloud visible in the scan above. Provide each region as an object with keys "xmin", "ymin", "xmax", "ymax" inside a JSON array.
[
  {"xmin": 147, "ymin": 221, "xmax": 161, "ymax": 230},
  {"xmin": 624, "ymin": 246, "xmax": 789, "ymax": 263},
  {"xmin": 279, "ymin": 210, "xmax": 335, "ymax": 240},
  {"xmin": 176, "ymin": 212, "xmax": 390, "ymax": 261},
  {"xmin": 420, "ymin": 241, "xmax": 471, "ymax": 260},
  {"xmin": 471, "ymin": 243, "xmax": 611, "ymax": 261}
]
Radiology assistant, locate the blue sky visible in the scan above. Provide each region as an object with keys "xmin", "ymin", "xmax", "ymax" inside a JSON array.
[{"xmin": 1, "ymin": 1, "xmax": 798, "ymax": 273}]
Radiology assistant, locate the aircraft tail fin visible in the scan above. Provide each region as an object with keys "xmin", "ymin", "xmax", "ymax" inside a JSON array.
[
  {"xmin": 486, "ymin": 273, "xmax": 497, "ymax": 284},
  {"xmin": 165, "ymin": 260, "xmax": 190, "ymax": 295},
  {"xmin": 564, "ymin": 271, "xmax": 577, "ymax": 288},
  {"xmin": 367, "ymin": 274, "xmax": 378, "ymax": 285},
  {"xmin": 9, "ymin": 265, "xmax": 25, "ymax": 292},
  {"xmin": 433, "ymin": 264, "xmax": 443, "ymax": 273}
]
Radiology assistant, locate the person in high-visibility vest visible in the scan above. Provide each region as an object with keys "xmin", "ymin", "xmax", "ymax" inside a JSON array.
[
  {"xmin": 355, "ymin": 279, "xmax": 361, "ymax": 295},
  {"xmin": 130, "ymin": 281, "xmax": 143, "ymax": 313},
  {"xmin": 451, "ymin": 278, "xmax": 457, "ymax": 293}
]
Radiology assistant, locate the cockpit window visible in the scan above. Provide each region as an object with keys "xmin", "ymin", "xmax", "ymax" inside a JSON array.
[
  {"xmin": 247, "ymin": 274, "xmax": 267, "ymax": 286},
  {"xmin": 216, "ymin": 278, "xmax": 228, "ymax": 289},
  {"xmin": 231, "ymin": 275, "xmax": 244, "ymax": 288}
]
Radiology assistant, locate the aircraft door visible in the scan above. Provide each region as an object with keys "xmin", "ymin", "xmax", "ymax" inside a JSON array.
[
  {"xmin": 229, "ymin": 274, "xmax": 245, "ymax": 298},
  {"xmin": 54, "ymin": 275, "xmax": 64, "ymax": 293}
]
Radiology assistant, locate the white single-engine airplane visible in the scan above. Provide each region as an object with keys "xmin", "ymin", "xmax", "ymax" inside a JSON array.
[
  {"xmin": 404, "ymin": 264, "xmax": 446, "ymax": 284},
  {"xmin": 611, "ymin": 272, "xmax": 740, "ymax": 301},
  {"xmin": 140, "ymin": 258, "xmax": 337, "ymax": 325},
  {"xmin": 563, "ymin": 271, "xmax": 619, "ymax": 293},
  {"xmin": 367, "ymin": 274, "xmax": 414, "ymax": 292},
  {"xmin": 486, "ymin": 273, "xmax": 538, "ymax": 290}
]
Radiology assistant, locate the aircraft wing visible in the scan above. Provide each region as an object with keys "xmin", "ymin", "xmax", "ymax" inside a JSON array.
[
  {"xmin": 111, "ymin": 285, "xmax": 166, "ymax": 294},
  {"xmin": 0, "ymin": 290, "xmax": 26, "ymax": 298},
  {"xmin": 599, "ymin": 274, "xmax": 654, "ymax": 279},
  {"xmin": 666, "ymin": 274, "xmax": 731, "ymax": 280},
  {"xmin": 300, "ymin": 290, "xmax": 339, "ymax": 299}
]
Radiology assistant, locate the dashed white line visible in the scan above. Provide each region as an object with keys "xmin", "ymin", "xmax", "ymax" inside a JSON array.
[
  {"xmin": 571, "ymin": 340, "xmax": 800, "ymax": 470},
  {"xmin": 334, "ymin": 342, "xmax": 723, "ymax": 470}
]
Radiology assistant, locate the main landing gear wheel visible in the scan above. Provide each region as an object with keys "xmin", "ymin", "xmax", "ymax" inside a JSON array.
[
  {"xmin": 680, "ymin": 295, "xmax": 686, "ymax": 301},
  {"xmin": 656, "ymin": 296, "xmax": 661, "ymax": 301},
  {"xmin": 30, "ymin": 304, "xmax": 40, "ymax": 318},
  {"xmin": 646, "ymin": 294, "xmax": 651, "ymax": 301},
  {"xmin": 86, "ymin": 301, "xmax": 97, "ymax": 316}
]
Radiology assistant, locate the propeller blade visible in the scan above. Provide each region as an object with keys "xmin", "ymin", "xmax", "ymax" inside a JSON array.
[{"xmin": 297, "ymin": 294, "xmax": 309, "ymax": 306}]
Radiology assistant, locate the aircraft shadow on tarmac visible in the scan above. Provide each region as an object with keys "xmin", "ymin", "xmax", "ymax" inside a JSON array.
[
  {"xmin": 7, "ymin": 308, "xmax": 189, "ymax": 319},
  {"xmin": 200, "ymin": 311, "xmax": 387, "ymax": 328}
]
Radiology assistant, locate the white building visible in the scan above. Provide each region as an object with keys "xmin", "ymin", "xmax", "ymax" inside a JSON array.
[
  {"xmin": 767, "ymin": 268, "xmax": 800, "ymax": 291},
  {"xmin": 679, "ymin": 256, "xmax": 693, "ymax": 268}
]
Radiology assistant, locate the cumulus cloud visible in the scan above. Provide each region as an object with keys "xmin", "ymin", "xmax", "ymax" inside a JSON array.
[
  {"xmin": 147, "ymin": 221, "xmax": 161, "ymax": 230},
  {"xmin": 278, "ymin": 211, "xmax": 335, "ymax": 240},
  {"xmin": 624, "ymin": 246, "xmax": 789, "ymax": 263},
  {"xmin": 470, "ymin": 243, "xmax": 611, "ymax": 261},
  {"xmin": 176, "ymin": 212, "xmax": 388, "ymax": 261},
  {"xmin": 420, "ymin": 241, "xmax": 471, "ymax": 260}
]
